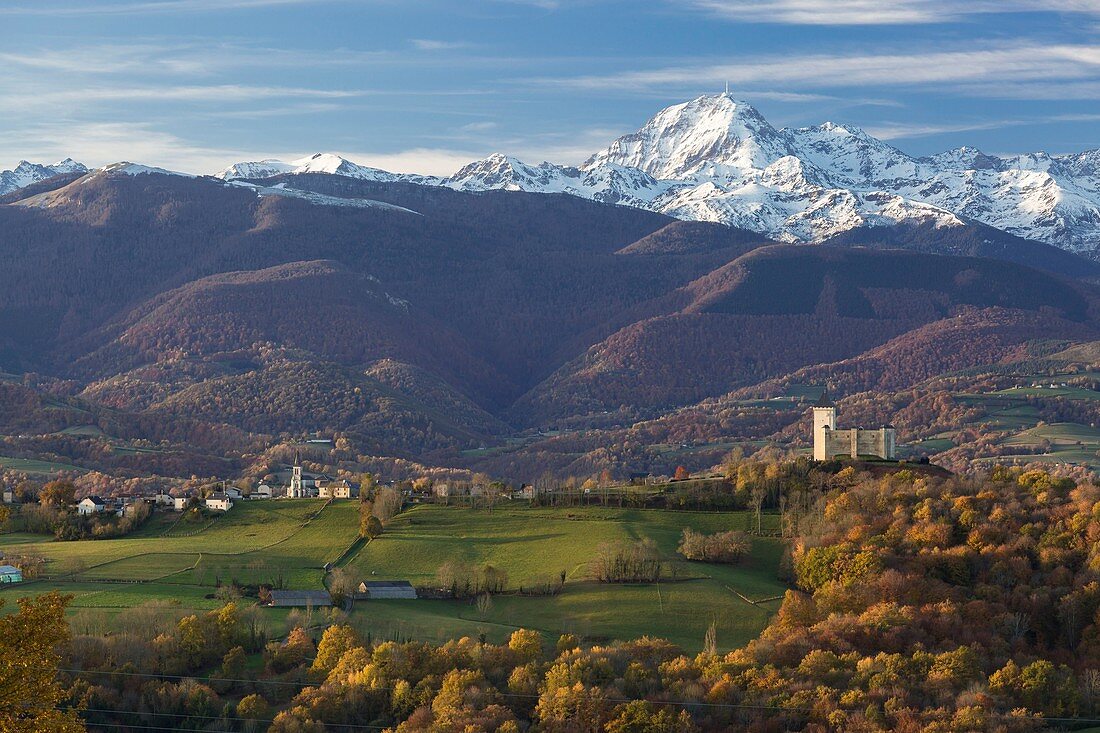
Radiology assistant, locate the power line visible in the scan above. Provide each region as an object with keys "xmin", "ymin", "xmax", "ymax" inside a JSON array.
[{"xmin": 78, "ymin": 706, "xmax": 387, "ymax": 730}]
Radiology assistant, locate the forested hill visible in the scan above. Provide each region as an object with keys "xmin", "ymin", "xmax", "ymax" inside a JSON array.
[{"xmin": 2, "ymin": 168, "xmax": 1099, "ymax": 467}]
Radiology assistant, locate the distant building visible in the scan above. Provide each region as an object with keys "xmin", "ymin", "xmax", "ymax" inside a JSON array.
[
  {"xmin": 253, "ymin": 484, "xmax": 279, "ymax": 499},
  {"xmin": 321, "ymin": 479, "xmax": 359, "ymax": 500},
  {"xmin": 154, "ymin": 493, "xmax": 174, "ymax": 506},
  {"xmin": 2, "ymin": 489, "xmax": 13, "ymax": 504},
  {"xmin": 174, "ymin": 496, "xmax": 192, "ymax": 511},
  {"xmin": 287, "ymin": 451, "xmax": 325, "ymax": 498},
  {"xmin": 205, "ymin": 493, "xmax": 233, "ymax": 512},
  {"xmin": 812, "ymin": 392, "xmax": 896, "ymax": 461},
  {"xmin": 77, "ymin": 496, "xmax": 107, "ymax": 515},
  {"xmin": 267, "ymin": 590, "xmax": 332, "ymax": 607},
  {"xmin": 358, "ymin": 580, "xmax": 417, "ymax": 599},
  {"xmin": 0, "ymin": 565, "xmax": 22, "ymax": 584}
]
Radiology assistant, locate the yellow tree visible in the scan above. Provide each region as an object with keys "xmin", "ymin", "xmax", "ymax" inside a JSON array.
[{"xmin": 0, "ymin": 591, "xmax": 84, "ymax": 732}]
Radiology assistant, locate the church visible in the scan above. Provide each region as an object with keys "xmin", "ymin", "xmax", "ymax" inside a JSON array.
[{"xmin": 812, "ymin": 392, "xmax": 896, "ymax": 461}]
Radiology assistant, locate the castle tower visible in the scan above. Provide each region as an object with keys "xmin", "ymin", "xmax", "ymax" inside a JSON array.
[{"xmin": 812, "ymin": 390, "xmax": 836, "ymax": 461}]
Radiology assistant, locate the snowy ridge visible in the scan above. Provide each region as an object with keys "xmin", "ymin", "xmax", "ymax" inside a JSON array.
[
  {"xmin": 217, "ymin": 153, "xmax": 441, "ymax": 186},
  {"xmin": 0, "ymin": 158, "xmax": 88, "ymax": 195},
  {"xmin": 227, "ymin": 180, "xmax": 421, "ymax": 215}
]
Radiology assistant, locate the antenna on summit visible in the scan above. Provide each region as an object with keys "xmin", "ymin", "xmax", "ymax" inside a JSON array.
[{"xmin": 724, "ymin": 81, "xmax": 729, "ymax": 95}]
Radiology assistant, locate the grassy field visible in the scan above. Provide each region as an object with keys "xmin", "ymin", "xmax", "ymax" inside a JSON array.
[
  {"xmin": 341, "ymin": 504, "xmax": 785, "ymax": 651},
  {"xmin": 0, "ymin": 501, "xmax": 785, "ymax": 652},
  {"xmin": 0, "ymin": 456, "xmax": 88, "ymax": 475}
]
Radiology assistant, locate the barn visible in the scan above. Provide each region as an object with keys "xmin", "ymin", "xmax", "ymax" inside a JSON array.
[
  {"xmin": 267, "ymin": 590, "xmax": 332, "ymax": 607},
  {"xmin": 358, "ymin": 580, "xmax": 417, "ymax": 599}
]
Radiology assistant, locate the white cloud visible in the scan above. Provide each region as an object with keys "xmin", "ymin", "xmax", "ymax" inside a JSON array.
[
  {"xmin": 411, "ymin": 39, "xmax": 473, "ymax": 51},
  {"xmin": 0, "ymin": 122, "xmax": 258, "ymax": 173},
  {"xmin": 680, "ymin": 0, "xmax": 1100, "ymax": 25}
]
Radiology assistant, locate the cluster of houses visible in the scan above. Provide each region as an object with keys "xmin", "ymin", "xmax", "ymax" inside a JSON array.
[{"xmin": 1, "ymin": 454, "xmax": 366, "ymax": 518}]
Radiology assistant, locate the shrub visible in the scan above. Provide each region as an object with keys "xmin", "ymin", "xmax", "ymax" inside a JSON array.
[{"xmin": 677, "ymin": 528, "xmax": 751, "ymax": 564}]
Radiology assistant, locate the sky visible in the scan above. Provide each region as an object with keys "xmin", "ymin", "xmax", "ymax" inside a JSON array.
[{"xmin": 1, "ymin": 0, "xmax": 1098, "ymax": 175}]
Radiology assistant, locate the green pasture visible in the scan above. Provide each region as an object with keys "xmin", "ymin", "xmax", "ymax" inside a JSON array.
[
  {"xmin": 0, "ymin": 501, "xmax": 786, "ymax": 652},
  {"xmin": 0, "ymin": 499, "xmax": 355, "ymax": 587},
  {"xmin": 0, "ymin": 456, "xmax": 87, "ymax": 475},
  {"xmin": 341, "ymin": 504, "xmax": 785, "ymax": 651}
]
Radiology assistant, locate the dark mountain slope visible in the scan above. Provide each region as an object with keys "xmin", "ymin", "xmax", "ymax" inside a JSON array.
[
  {"xmin": 616, "ymin": 220, "xmax": 772, "ymax": 256},
  {"xmin": 69, "ymin": 259, "xmax": 508, "ymax": 407},
  {"xmin": 822, "ymin": 219, "xmax": 1100, "ymax": 279},
  {"xmin": 0, "ymin": 171, "xmax": 725, "ymax": 401},
  {"xmin": 509, "ymin": 246, "xmax": 1100, "ymax": 427}
]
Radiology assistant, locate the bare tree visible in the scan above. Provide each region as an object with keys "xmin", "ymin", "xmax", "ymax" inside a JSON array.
[
  {"xmin": 750, "ymin": 485, "xmax": 767, "ymax": 535},
  {"xmin": 372, "ymin": 486, "xmax": 403, "ymax": 524}
]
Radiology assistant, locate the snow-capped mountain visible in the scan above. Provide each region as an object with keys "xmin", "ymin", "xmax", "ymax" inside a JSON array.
[
  {"xmin": 16, "ymin": 95, "xmax": 1093, "ymax": 253},
  {"xmin": 443, "ymin": 95, "xmax": 1100, "ymax": 253},
  {"xmin": 0, "ymin": 158, "xmax": 87, "ymax": 195},
  {"xmin": 584, "ymin": 95, "xmax": 794, "ymax": 182},
  {"xmin": 217, "ymin": 153, "xmax": 439, "ymax": 186}
]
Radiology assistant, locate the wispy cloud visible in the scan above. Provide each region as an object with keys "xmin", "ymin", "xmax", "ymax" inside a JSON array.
[
  {"xmin": 0, "ymin": 0, "xmax": 340, "ymax": 15},
  {"xmin": 529, "ymin": 43, "xmax": 1100, "ymax": 99},
  {"xmin": 679, "ymin": 0, "xmax": 1100, "ymax": 25},
  {"xmin": 458, "ymin": 121, "xmax": 499, "ymax": 133},
  {"xmin": 866, "ymin": 113, "xmax": 1100, "ymax": 140},
  {"xmin": 0, "ymin": 121, "xmax": 256, "ymax": 173},
  {"xmin": 411, "ymin": 39, "xmax": 474, "ymax": 51}
]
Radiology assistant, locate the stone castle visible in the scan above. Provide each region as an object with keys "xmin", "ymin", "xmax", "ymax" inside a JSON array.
[{"xmin": 812, "ymin": 392, "xmax": 896, "ymax": 461}]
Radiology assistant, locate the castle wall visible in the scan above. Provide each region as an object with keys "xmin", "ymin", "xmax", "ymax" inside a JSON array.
[{"xmin": 819, "ymin": 427, "xmax": 896, "ymax": 460}]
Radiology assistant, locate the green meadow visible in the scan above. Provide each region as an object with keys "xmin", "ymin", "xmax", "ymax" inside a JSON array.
[{"xmin": 0, "ymin": 500, "xmax": 785, "ymax": 652}]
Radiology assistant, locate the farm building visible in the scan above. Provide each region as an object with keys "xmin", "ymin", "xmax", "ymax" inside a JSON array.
[
  {"xmin": 319, "ymin": 479, "xmax": 359, "ymax": 500},
  {"xmin": 267, "ymin": 590, "xmax": 332, "ymax": 607},
  {"xmin": 174, "ymin": 496, "xmax": 193, "ymax": 511},
  {"xmin": 77, "ymin": 496, "xmax": 107, "ymax": 515},
  {"xmin": 0, "ymin": 565, "xmax": 22, "ymax": 584},
  {"xmin": 205, "ymin": 492, "xmax": 233, "ymax": 512},
  {"xmin": 358, "ymin": 580, "xmax": 417, "ymax": 599}
]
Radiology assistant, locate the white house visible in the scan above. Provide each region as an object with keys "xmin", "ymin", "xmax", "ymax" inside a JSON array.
[
  {"xmin": 77, "ymin": 496, "xmax": 107, "ymax": 515},
  {"xmin": 205, "ymin": 493, "xmax": 233, "ymax": 512},
  {"xmin": 154, "ymin": 493, "xmax": 174, "ymax": 507},
  {"xmin": 2, "ymin": 489, "xmax": 13, "ymax": 504},
  {"xmin": 174, "ymin": 496, "xmax": 192, "ymax": 511}
]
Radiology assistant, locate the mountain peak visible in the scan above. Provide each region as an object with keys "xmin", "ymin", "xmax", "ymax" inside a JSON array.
[{"xmin": 584, "ymin": 93, "xmax": 791, "ymax": 180}]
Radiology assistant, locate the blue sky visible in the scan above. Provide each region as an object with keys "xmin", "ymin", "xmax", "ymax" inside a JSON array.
[{"xmin": 1, "ymin": 0, "xmax": 1097, "ymax": 174}]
